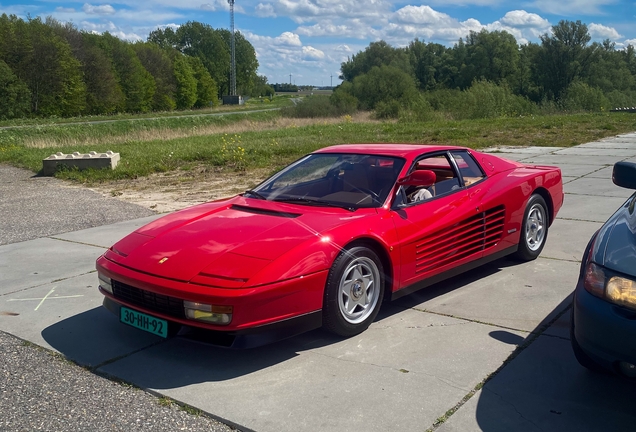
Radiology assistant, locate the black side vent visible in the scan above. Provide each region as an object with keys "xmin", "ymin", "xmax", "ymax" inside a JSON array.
[{"xmin": 230, "ymin": 204, "xmax": 301, "ymax": 218}]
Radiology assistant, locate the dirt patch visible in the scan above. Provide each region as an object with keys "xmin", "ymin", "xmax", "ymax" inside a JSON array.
[{"xmin": 86, "ymin": 166, "xmax": 271, "ymax": 213}]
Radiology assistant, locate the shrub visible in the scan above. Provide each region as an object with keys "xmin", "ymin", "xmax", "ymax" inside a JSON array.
[
  {"xmin": 424, "ymin": 81, "xmax": 536, "ymax": 119},
  {"xmin": 604, "ymin": 90, "xmax": 636, "ymax": 110},
  {"xmin": 561, "ymin": 82, "xmax": 610, "ymax": 112},
  {"xmin": 280, "ymin": 96, "xmax": 337, "ymax": 118},
  {"xmin": 374, "ymin": 100, "xmax": 401, "ymax": 119},
  {"xmin": 352, "ymin": 65, "xmax": 418, "ymax": 110},
  {"xmin": 330, "ymin": 88, "xmax": 359, "ymax": 115}
]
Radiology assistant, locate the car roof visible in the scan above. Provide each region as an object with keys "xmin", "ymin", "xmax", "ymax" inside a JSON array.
[{"xmin": 313, "ymin": 144, "xmax": 468, "ymax": 159}]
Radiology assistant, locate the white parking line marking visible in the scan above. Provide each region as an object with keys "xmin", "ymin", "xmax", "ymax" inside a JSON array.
[{"xmin": 7, "ymin": 287, "xmax": 84, "ymax": 311}]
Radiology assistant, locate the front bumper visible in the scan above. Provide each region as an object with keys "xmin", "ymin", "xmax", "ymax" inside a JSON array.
[
  {"xmin": 572, "ymin": 278, "xmax": 636, "ymax": 371},
  {"xmin": 97, "ymin": 255, "xmax": 327, "ymax": 348}
]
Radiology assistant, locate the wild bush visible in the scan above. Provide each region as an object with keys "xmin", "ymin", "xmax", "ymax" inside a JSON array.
[
  {"xmin": 280, "ymin": 96, "xmax": 338, "ymax": 118},
  {"xmin": 604, "ymin": 90, "xmax": 636, "ymax": 110},
  {"xmin": 424, "ymin": 81, "xmax": 536, "ymax": 119},
  {"xmin": 352, "ymin": 65, "xmax": 418, "ymax": 110},
  {"xmin": 561, "ymin": 82, "xmax": 610, "ymax": 112}
]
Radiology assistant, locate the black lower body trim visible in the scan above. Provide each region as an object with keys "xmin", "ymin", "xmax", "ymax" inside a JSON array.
[{"xmin": 103, "ymin": 296, "xmax": 322, "ymax": 349}]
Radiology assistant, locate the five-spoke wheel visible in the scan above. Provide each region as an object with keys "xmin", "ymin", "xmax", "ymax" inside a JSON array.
[
  {"xmin": 515, "ymin": 194, "xmax": 549, "ymax": 261},
  {"xmin": 323, "ymin": 246, "xmax": 385, "ymax": 337}
]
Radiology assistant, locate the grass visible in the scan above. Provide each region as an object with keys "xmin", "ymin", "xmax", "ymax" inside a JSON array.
[
  {"xmin": 1, "ymin": 111, "xmax": 635, "ymax": 184},
  {"xmin": 0, "ymin": 95, "xmax": 292, "ymax": 128}
]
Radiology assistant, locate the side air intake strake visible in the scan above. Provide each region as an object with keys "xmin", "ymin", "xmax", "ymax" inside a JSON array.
[{"xmin": 415, "ymin": 205, "xmax": 506, "ymax": 274}]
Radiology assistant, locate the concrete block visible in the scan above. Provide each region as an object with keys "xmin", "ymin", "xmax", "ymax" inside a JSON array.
[{"xmin": 42, "ymin": 151, "xmax": 120, "ymax": 176}]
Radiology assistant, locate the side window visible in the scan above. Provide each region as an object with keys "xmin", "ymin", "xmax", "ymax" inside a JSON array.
[
  {"xmin": 451, "ymin": 151, "xmax": 485, "ymax": 186},
  {"xmin": 403, "ymin": 154, "xmax": 461, "ymax": 204}
]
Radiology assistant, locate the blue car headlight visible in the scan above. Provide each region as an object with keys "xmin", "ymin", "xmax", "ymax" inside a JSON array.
[{"xmin": 584, "ymin": 262, "xmax": 636, "ymax": 311}]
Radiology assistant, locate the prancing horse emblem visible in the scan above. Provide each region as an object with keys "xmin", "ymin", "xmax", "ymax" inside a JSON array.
[{"xmin": 158, "ymin": 257, "xmax": 169, "ymax": 264}]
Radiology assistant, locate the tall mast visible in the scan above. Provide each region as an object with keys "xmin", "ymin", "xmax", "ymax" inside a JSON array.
[{"xmin": 228, "ymin": 0, "xmax": 236, "ymax": 96}]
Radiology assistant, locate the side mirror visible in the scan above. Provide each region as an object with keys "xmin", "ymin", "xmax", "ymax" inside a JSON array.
[
  {"xmin": 397, "ymin": 170, "xmax": 436, "ymax": 187},
  {"xmin": 613, "ymin": 162, "xmax": 636, "ymax": 190}
]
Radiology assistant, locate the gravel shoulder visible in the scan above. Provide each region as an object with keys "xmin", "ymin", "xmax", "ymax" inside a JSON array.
[
  {"xmin": 0, "ymin": 331, "xmax": 234, "ymax": 432},
  {"xmin": 0, "ymin": 164, "xmax": 237, "ymax": 431},
  {"xmin": 0, "ymin": 165, "xmax": 156, "ymax": 246}
]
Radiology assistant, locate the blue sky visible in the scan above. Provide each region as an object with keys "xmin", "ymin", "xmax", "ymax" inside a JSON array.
[{"xmin": 1, "ymin": 1, "xmax": 635, "ymax": 86}]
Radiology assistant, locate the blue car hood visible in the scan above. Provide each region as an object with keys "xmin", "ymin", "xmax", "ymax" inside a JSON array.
[{"xmin": 592, "ymin": 192, "xmax": 636, "ymax": 277}]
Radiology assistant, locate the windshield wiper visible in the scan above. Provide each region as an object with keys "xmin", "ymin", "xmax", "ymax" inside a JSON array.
[
  {"xmin": 272, "ymin": 197, "xmax": 355, "ymax": 212},
  {"xmin": 244, "ymin": 190, "xmax": 267, "ymax": 200}
]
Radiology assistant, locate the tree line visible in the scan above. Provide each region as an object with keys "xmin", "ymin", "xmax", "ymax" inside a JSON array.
[
  {"xmin": 0, "ymin": 15, "xmax": 265, "ymax": 120},
  {"xmin": 331, "ymin": 20, "xmax": 636, "ymax": 118}
]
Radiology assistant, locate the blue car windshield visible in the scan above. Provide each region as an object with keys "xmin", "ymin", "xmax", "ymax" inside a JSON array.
[{"xmin": 248, "ymin": 153, "xmax": 405, "ymax": 209}]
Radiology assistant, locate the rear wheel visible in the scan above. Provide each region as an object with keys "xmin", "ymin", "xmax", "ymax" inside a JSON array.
[
  {"xmin": 322, "ymin": 246, "xmax": 385, "ymax": 337},
  {"xmin": 514, "ymin": 194, "xmax": 548, "ymax": 261}
]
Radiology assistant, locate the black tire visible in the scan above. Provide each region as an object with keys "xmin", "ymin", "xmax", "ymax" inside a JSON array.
[
  {"xmin": 514, "ymin": 194, "xmax": 548, "ymax": 261},
  {"xmin": 322, "ymin": 246, "xmax": 385, "ymax": 337},
  {"xmin": 570, "ymin": 309, "xmax": 608, "ymax": 374}
]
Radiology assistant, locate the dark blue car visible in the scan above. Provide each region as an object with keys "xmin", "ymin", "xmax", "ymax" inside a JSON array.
[{"xmin": 571, "ymin": 161, "xmax": 636, "ymax": 378}]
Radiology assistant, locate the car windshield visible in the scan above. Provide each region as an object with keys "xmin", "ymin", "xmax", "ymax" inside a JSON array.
[{"xmin": 247, "ymin": 153, "xmax": 406, "ymax": 209}]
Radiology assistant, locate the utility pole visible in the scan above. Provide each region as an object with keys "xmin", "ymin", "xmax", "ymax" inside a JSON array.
[
  {"xmin": 228, "ymin": 0, "xmax": 236, "ymax": 96},
  {"xmin": 330, "ymin": 74, "xmax": 333, "ymax": 88},
  {"xmin": 289, "ymin": 74, "xmax": 292, "ymax": 85}
]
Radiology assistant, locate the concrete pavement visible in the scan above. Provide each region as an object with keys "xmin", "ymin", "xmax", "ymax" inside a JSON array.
[{"xmin": 2, "ymin": 134, "xmax": 636, "ymax": 431}]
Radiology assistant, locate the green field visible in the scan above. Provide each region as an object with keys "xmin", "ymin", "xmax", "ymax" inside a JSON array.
[{"xmin": 1, "ymin": 109, "xmax": 635, "ymax": 185}]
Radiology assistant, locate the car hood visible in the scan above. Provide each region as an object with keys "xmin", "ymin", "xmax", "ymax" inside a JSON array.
[
  {"xmin": 106, "ymin": 197, "xmax": 372, "ymax": 283},
  {"xmin": 593, "ymin": 192, "xmax": 636, "ymax": 277}
]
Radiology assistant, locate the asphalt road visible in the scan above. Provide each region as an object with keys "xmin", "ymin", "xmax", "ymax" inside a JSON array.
[
  {"xmin": 0, "ymin": 165, "xmax": 155, "ymax": 246},
  {"xmin": 0, "ymin": 164, "xmax": 235, "ymax": 432}
]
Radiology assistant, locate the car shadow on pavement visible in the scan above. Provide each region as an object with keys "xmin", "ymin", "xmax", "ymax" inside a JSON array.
[
  {"xmin": 470, "ymin": 309, "xmax": 636, "ymax": 432},
  {"xmin": 40, "ymin": 257, "xmax": 513, "ymax": 391}
]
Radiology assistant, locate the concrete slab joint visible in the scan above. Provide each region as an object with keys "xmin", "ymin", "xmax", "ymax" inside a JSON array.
[{"xmin": 42, "ymin": 151, "xmax": 120, "ymax": 176}]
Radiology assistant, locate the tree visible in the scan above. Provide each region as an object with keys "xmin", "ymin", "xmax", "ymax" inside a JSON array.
[
  {"xmin": 150, "ymin": 22, "xmax": 229, "ymax": 97},
  {"xmin": 537, "ymin": 20, "xmax": 598, "ymax": 100},
  {"xmin": 351, "ymin": 65, "xmax": 418, "ymax": 109},
  {"xmin": 187, "ymin": 56, "xmax": 219, "ymax": 107},
  {"xmin": 173, "ymin": 54, "xmax": 197, "ymax": 109},
  {"xmin": 134, "ymin": 42, "xmax": 177, "ymax": 111},
  {"xmin": 459, "ymin": 30, "xmax": 519, "ymax": 89},
  {"xmin": 340, "ymin": 41, "xmax": 412, "ymax": 82},
  {"xmin": 0, "ymin": 60, "xmax": 30, "ymax": 119},
  {"xmin": 217, "ymin": 29, "xmax": 259, "ymax": 95},
  {"xmin": 99, "ymin": 33, "xmax": 155, "ymax": 112},
  {"xmin": 250, "ymin": 75, "xmax": 274, "ymax": 98},
  {"xmin": 18, "ymin": 17, "xmax": 86, "ymax": 116},
  {"xmin": 407, "ymin": 39, "xmax": 451, "ymax": 91}
]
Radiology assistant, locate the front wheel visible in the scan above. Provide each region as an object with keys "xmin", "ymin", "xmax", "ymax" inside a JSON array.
[
  {"xmin": 514, "ymin": 194, "xmax": 548, "ymax": 261},
  {"xmin": 322, "ymin": 246, "xmax": 385, "ymax": 337}
]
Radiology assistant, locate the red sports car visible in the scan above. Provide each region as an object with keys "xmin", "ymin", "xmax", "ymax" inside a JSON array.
[{"xmin": 97, "ymin": 144, "xmax": 563, "ymax": 348}]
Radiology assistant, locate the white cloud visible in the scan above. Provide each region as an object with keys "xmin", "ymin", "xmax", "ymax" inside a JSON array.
[
  {"xmin": 55, "ymin": 7, "xmax": 76, "ymax": 13},
  {"xmin": 589, "ymin": 23, "xmax": 621, "ymax": 39},
  {"xmin": 624, "ymin": 39, "xmax": 636, "ymax": 47},
  {"xmin": 277, "ymin": 31, "xmax": 302, "ymax": 46},
  {"xmin": 200, "ymin": 1, "xmax": 245, "ymax": 13},
  {"xmin": 255, "ymin": 3, "xmax": 276, "ymax": 18},
  {"xmin": 500, "ymin": 10, "xmax": 550, "ymax": 29},
  {"xmin": 302, "ymin": 46, "xmax": 325, "ymax": 60},
  {"xmin": 393, "ymin": 5, "xmax": 454, "ymax": 26},
  {"xmin": 82, "ymin": 3, "xmax": 116, "ymax": 15}
]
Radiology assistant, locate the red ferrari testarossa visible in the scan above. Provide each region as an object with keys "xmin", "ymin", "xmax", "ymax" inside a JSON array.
[{"xmin": 97, "ymin": 144, "xmax": 563, "ymax": 347}]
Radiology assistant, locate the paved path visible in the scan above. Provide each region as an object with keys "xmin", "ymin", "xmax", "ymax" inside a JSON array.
[{"xmin": 2, "ymin": 134, "xmax": 636, "ymax": 432}]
